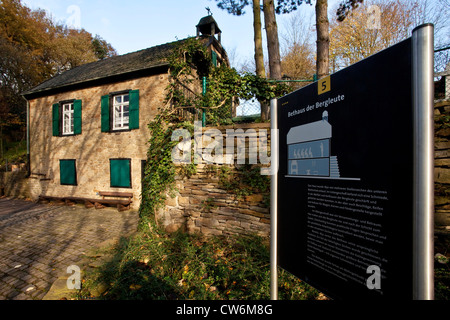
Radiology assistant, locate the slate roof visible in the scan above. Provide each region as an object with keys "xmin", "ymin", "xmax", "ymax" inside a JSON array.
[{"xmin": 22, "ymin": 38, "xmax": 191, "ymax": 98}]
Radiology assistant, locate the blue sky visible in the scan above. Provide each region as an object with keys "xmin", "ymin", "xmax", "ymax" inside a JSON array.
[
  {"xmin": 19, "ymin": 0, "xmax": 448, "ymax": 68},
  {"xmin": 21, "ymin": 0, "xmax": 343, "ymax": 68}
]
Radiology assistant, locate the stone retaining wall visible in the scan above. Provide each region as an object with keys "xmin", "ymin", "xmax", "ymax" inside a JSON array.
[
  {"xmin": 434, "ymin": 100, "xmax": 450, "ymax": 230},
  {"xmin": 0, "ymin": 171, "xmax": 35, "ymax": 199},
  {"xmin": 156, "ymin": 122, "xmax": 271, "ymax": 237},
  {"xmin": 157, "ymin": 164, "xmax": 270, "ymax": 237}
]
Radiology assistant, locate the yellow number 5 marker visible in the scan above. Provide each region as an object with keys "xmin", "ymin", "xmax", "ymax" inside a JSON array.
[{"xmin": 318, "ymin": 76, "xmax": 331, "ymax": 95}]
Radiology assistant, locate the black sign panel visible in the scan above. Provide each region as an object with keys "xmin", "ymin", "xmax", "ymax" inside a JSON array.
[{"xmin": 277, "ymin": 38, "xmax": 413, "ymax": 300}]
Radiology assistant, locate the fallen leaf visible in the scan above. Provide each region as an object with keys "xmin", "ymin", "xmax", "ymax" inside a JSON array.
[
  {"xmin": 25, "ymin": 286, "xmax": 35, "ymax": 292},
  {"xmin": 178, "ymin": 279, "xmax": 187, "ymax": 287},
  {"xmin": 435, "ymin": 253, "xmax": 449, "ymax": 264},
  {"xmin": 129, "ymin": 284, "xmax": 142, "ymax": 290},
  {"xmin": 209, "ymin": 286, "xmax": 217, "ymax": 292}
]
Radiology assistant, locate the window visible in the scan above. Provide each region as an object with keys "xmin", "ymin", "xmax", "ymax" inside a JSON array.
[
  {"xmin": 110, "ymin": 159, "xmax": 131, "ymax": 188},
  {"xmin": 101, "ymin": 90, "xmax": 139, "ymax": 132},
  {"xmin": 52, "ymin": 100, "xmax": 82, "ymax": 137},
  {"xmin": 60, "ymin": 160, "xmax": 77, "ymax": 186},
  {"xmin": 113, "ymin": 93, "xmax": 130, "ymax": 130},
  {"xmin": 62, "ymin": 103, "xmax": 74, "ymax": 135}
]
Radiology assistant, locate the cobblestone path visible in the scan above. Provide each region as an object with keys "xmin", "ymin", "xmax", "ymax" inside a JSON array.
[{"xmin": 0, "ymin": 198, "xmax": 139, "ymax": 300}]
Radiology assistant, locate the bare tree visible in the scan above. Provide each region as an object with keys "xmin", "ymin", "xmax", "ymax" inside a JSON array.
[
  {"xmin": 329, "ymin": 0, "xmax": 449, "ymax": 72},
  {"xmin": 280, "ymin": 10, "xmax": 315, "ymax": 83},
  {"xmin": 280, "ymin": 9, "xmax": 315, "ymax": 52}
]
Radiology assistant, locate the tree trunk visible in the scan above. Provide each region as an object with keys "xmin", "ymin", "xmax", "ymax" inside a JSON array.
[
  {"xmin": 316, "ymin": 0, "xmax": 330, "ymax": 79},
  {"xmin": 263, "ymin": 0, "xmax": 282, "ymax": 80},
  {"xmin": 254, "ymin": 0, "xmax": 270, "ymax": 121},
  {"xmin": 0, "ymin": 125, "xmax": 3, "ymax": 159},
  {"xmin": 262, "ymin": 0, "xmax": 281, "ymax": 121},
  {"xmin": 253, "ymin": 0, "xmax": 266, "ymax": 78}
]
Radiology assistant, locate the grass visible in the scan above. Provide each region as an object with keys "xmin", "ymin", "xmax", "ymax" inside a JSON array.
[
  {"xmin": 75, "ymin": 217, "xmax": 324, "ymax": 300},
  {"xmin": 75, "ymin": 218, "xmax": 450, "ymax": 300},
  {"xmin": 435, "ymin": 267, "xmax": 450, "ymax": 300},
  {"xmin": 435, "ymin": 233, "xmax": 450, "ymax": 300}
]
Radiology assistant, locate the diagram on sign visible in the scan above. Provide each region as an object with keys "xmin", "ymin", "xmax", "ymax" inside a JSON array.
[{"xmin": 286, "ymin": 111, "xmax": 360, "ymax": 180}]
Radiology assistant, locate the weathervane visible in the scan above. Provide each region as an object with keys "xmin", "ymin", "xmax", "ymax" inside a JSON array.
[{"xmin": 206, "ymin": 7, "xmax": 212, "ymax": 15}]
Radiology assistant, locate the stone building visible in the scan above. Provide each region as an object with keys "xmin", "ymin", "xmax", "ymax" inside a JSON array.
[{"xmin": 22, "ymin": 15, "xmax": 228, "ymax": 210}]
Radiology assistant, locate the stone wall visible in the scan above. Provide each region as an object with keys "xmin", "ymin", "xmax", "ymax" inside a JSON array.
[
  {"xmin": 435, "ymin": 100, "xmax": 450, "ymax": 230},
  {"xmin": 157, "ymin": 164, "xmax": 270, "ymax": 237},
  {"xmin": 0, "ymin": 171, "xmax": 32, "ymax": 199},
  {"xmin": 156, "ymin": 123, "xmax": 272, "ymax": 237}
]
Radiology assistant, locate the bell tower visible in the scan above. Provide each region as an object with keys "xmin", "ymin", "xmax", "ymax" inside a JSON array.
[{"xmin": 196, "ymin": 10, "xmax": 222, "ymax": 44}]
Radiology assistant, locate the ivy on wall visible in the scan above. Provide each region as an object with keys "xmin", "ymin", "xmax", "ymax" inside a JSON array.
[
  {"xmin": 216, "ymin": 165, "xmax": 270, "ymax": 207},
  {"xmin": 140, "ymin": 38, "xmax": 288, "ymax": 222}
]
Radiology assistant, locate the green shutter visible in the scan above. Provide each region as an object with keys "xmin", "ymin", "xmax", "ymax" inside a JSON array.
[
  {"xmin": 101, "ymin": 95, "xmax": 110, "ymax": 132},
  {"xmin": 52, "ymin": 103, "xmax": 60, "ymax": 137},
  {"xmin": 129, "ymin": 90, "xmax": 139, "ymax": 130},
  {"xmin": 73, "ymin": 99, "xmax": 82, "ymax": 135},
  {"xmin": 110, "ymin": 159, "xmax": 131, "ymax": 188},
  {"xmin": 212, "ymin": 51, "xmax": 217, "ymax": 67},
  {"xmin": 60, "ymin": 160, "xmax": 77, "ymax": 185}
]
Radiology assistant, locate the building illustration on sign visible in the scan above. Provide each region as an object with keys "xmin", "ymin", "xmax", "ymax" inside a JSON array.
[
  {"xmin": 287, "ymin": 111, "xmax": 338, "ymax": 178},
  {"xmin": 286, "ymin": 111, "xmax": 360, "ymax": 180}
]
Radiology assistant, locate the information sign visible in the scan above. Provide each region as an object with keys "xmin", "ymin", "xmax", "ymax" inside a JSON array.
[{"xmin": 276, "ymin": 38, "xmax": 415, "ymax": 300}]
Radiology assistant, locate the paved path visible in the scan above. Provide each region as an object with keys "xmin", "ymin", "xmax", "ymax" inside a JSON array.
[{"xmin": 0, "ymin": 197, "xmax": 139, "ymax": 300}]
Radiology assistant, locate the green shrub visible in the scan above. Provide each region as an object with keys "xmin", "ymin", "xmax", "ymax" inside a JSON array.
[{"xmin": 76, "ymin": 220, "xmax": 322, "ymax": 300}]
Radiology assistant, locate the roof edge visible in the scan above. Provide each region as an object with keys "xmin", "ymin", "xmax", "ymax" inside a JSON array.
[{"xmin": 23, "ymin": 63, "xmax": 170, "ymax": 100}]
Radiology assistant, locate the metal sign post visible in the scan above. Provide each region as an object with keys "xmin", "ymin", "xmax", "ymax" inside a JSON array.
[
  {"xmin": 412, "ymin": 23, "xmax": 434, "ymax": 300},
  {"xmin": 270, "ymin": 98, "xmax": 279, "ymax": 300}
]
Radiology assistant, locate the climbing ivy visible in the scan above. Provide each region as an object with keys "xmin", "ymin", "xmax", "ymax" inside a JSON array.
[
  {"xmin": 140, "ymin": 38, "xmax": 288, "ymax": 221},
  {"xmin": 165, "ymin": 37, "xmax": 289, "ymax": 126},
  {"xmin": 217, "ymin": 165, "xmax": 270, "ymax": 207},
  {"xmin": 140, "ymin": 114, "xmax": 191, "ymax": 222}
]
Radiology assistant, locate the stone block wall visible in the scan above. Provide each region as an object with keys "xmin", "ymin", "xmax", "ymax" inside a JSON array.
[
  {"xmin": 434, "ymin": 100, "xmax": 450, "ymax": 230},
  {"xmin": 157, "ymin": 164, "xmax": 270, "ymax": 237},
  {"xmin": 156, "ymin": 123, "xmax": 271, "ymax": 237},
  {"xmin": 0, "ymin": 171, "xmax": 31, "ymax": 199}
]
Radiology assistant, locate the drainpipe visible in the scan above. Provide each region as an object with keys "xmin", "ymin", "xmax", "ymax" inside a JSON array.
[
  {"xmin": 202, "ymin": 76, "xmax": 207, "ymax": 127},
  {"xmin": 21, "ymin": 95, "xmax": 31, "ymax": 178}
]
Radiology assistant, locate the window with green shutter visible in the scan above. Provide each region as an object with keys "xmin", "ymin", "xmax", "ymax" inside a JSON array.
[
  {"xmin": 110, "ymin": 159, "xmax": 131, "ymax": 188},
  {"xmin": 52, "ymin": 104, "xmax": 60, "ymax": 137},
  {"xmin": 101, "ymin": 95, "xmax": 110, "ymax": 132},
  {"xmin": 60, "ymin": 160, "xmax": 77, "ymax": 186},
  {"xmin": 101, "ymin": 90, "xmax": 139, "ymax": 132},
  {"xmin": 129, "ymin": 90, "xmax": 139, "ymax": 129},
  {"xmin": 53, "ymin": 100, "xmax": 82, "ymax": 136},
  {"xmin": 73, "ymin": 99, "xmax": 82, "ymax": 135}
]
